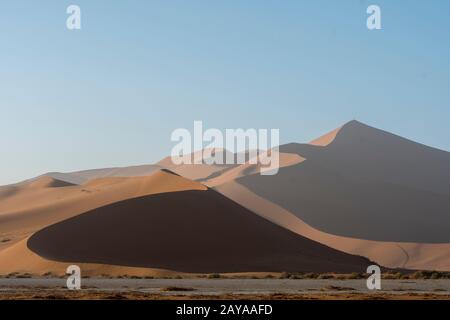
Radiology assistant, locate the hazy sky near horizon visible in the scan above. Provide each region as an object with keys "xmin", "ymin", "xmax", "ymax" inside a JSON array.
[{"xmin": 1, "ymin": 0, "xmax": 450, "ymax": 185}]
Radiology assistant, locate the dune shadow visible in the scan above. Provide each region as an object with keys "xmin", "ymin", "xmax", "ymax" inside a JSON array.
[{"xmin": 27, "ymin": 189, "xmax": 371, "ymax": 273}]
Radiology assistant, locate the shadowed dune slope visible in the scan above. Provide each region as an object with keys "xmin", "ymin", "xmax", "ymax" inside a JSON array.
[
  {"xmin": 281, "ymin": 120, "xmax": 450, "ymax": 196},
  {"xmin": 214, "ymin": 181, "xmax": 450, "ymax": 270},
  {"xmin": 0, "ymin": 170, "xmax": 206, "ymax": 253},
  {"xmin": 27, "ymin": 189, "xmax": 373, "ymax": 273},
  {"xmin": 237, "ymin": 160, "xmax": 450, "ymax": 243},
  {"xmin": 232, "ymin": 120, "xmax": 450, "ymax": 243}
]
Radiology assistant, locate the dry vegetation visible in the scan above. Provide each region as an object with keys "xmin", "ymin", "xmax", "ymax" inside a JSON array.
[
  {"xmin": 1, "ymin": 271, "xmax": 450, "ymax": 280},
  {"xmin": 0, "ymin": 290, "xmax": 449, "ymax": 300}
]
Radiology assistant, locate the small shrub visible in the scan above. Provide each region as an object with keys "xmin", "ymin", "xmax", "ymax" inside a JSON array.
[
  {"xmin": 348, "ymin": 272, "xmax": 362, "ymax": 279},
  {"xmin": 431, "ymin": 272, "xmax": 441, "ymax": 279},
  {"xmin": 161, "ymin": 286, "xmax": 195, "ymax": 292},
  {"xmin": 42, "ymin": 272, "xmax": 54, "ymax": 278},
  {"xmin": 304, "ymin": 273, "xmax": 319, "ymax": 279},
  {"xmin": 317, "ymin": 274, "xmax": 334, "ymax": 280}
]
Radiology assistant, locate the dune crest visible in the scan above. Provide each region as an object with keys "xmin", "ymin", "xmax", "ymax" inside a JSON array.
[
  {"xmin": 26, "ymin": 177, "xmax": 77, "ymax": 189},
  {"xmin": 309, "ymin": 126, "xmax": 343, "ymax": 146}
]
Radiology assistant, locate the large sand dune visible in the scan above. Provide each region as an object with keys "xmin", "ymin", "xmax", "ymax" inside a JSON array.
[
  {"xmin": 2, "ymin": 120, "xmax": 449, "ymax": 274},
  {"xmin": 0, "ymin": 170, "xmax": 206, "ymax": 252},
  {"xmin": 1, "ymin": 168, "xmax": 372, "ymax": 275},
  {"xmin": 214, "ymin": 181, "xmax": 450, "ymax": 271},
  {"xmin": 236, "ymin": 158, "xmax": 450, "ymax": 243},
  {"xmin": 281, "ymin": 120, "xmax": 450, "ymax": 196},
  {"xmin": 208, "ymin": 121, "xmax": 450, "ymax": 270},
  {"xmin": 27, "ymin": 189, "xmax": 372, "ymax": 273}
]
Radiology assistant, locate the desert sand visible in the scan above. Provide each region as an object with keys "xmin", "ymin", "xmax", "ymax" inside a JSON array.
[
  {"xmin": 0, "ymin": 170, "xmax": 206, "ymax": 275},
  {"xmin": 207, "ymin": 121, "xmax": 450, "ymax": 271},
  {"xmin": 28, "ymin": 164, "xmax": 162, "ymax": 185},
  {"xmin": 1, "ymin": 120, "xmax": 449, "ymax": 277},
  {"xmin": 26, "ymin": 187, "xmax": 372, "ymax": 273},
  {"xmin": 0, "ymin": 168, "xmax": 372, "ymax": 276}
]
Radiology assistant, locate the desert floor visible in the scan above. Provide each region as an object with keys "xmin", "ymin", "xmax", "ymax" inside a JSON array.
[{"xmin": 0, "ymin": 278, "xmax": 449, "ymax": 300}]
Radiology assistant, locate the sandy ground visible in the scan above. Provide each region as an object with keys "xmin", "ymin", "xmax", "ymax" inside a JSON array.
[{"xmin": 0, "ymin": 279, "xmax": 449, "ymax": 300}]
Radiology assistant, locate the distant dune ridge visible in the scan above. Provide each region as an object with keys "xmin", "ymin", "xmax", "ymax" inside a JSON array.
[
  {"xmin": 0, "ymin": 120, "xmax": 449, "ymax": 275},
  {"xmin": 32, "ymin": 165, "xmax": 163, "ymax": 185}
]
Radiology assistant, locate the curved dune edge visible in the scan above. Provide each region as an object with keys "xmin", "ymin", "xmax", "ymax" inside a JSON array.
[
  {"xmin": 309, "ymin": 126, "xmax": 343, "ymax": 146},
  {"xmin": 214, "ymin": 181, "xmax": 450, "ymax": 271}
]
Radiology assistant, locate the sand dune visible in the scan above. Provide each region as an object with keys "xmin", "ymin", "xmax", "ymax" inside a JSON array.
[
  {"xmin": 209, "ymin": 121, "xmax": 450, "ymax": 270},
  {"xmin": 277, "ymin": 121, "xmax": 450, "ymax": 242},
  {"xmin": 0, "ymin": 168, "xmax": 371, "ymax": 274},
  {"xmin": 205, "ymin": 152, "xmax": 305, "ymax": 187},
  {"xmin": 0, "ymin": 170, "xmax": 206, "ymax": 252},
  {"xmin": 32, "ymin": 164, "xmax": 163, "ymax": 185},
  {"xmin": 0, "ymin": 186, "xmax": 19, "ymax": 201},
  {"xmin": 27, "ymin": 189, "xmax": 372, "ymax": 273},
  {"xmin": 26, "ymin": 177, "xmax": 77, "ymax": 189},
  {"xmin": 282, "ymin": 120, "xmax": 450, "ymax": 196},
  {"xmin": 2, "ymin": 120, "xmax": 449, "ymax": 274},
  {"xmin": 157, "ymin": 148, "xmax": 237, "ymax": 181},
  {"xmin": 0, "ymin": 238, "xmax": 181, "ymax": 277},
  {"xmin": 236, "ymin": 159, "xmax": 450, "ymax": 243},
  {"xmin": 309, "ymin": 126, "xmax": 342, "ymax": 146},
  {"xmin": 215, "ymin": 181, "xmax": 450, "ymax": 271}
]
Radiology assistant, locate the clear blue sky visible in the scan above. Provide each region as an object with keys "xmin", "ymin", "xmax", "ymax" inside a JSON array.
[{"xmin": 1, "ymin": 0, "xmax": 449, "ymax": 185}]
